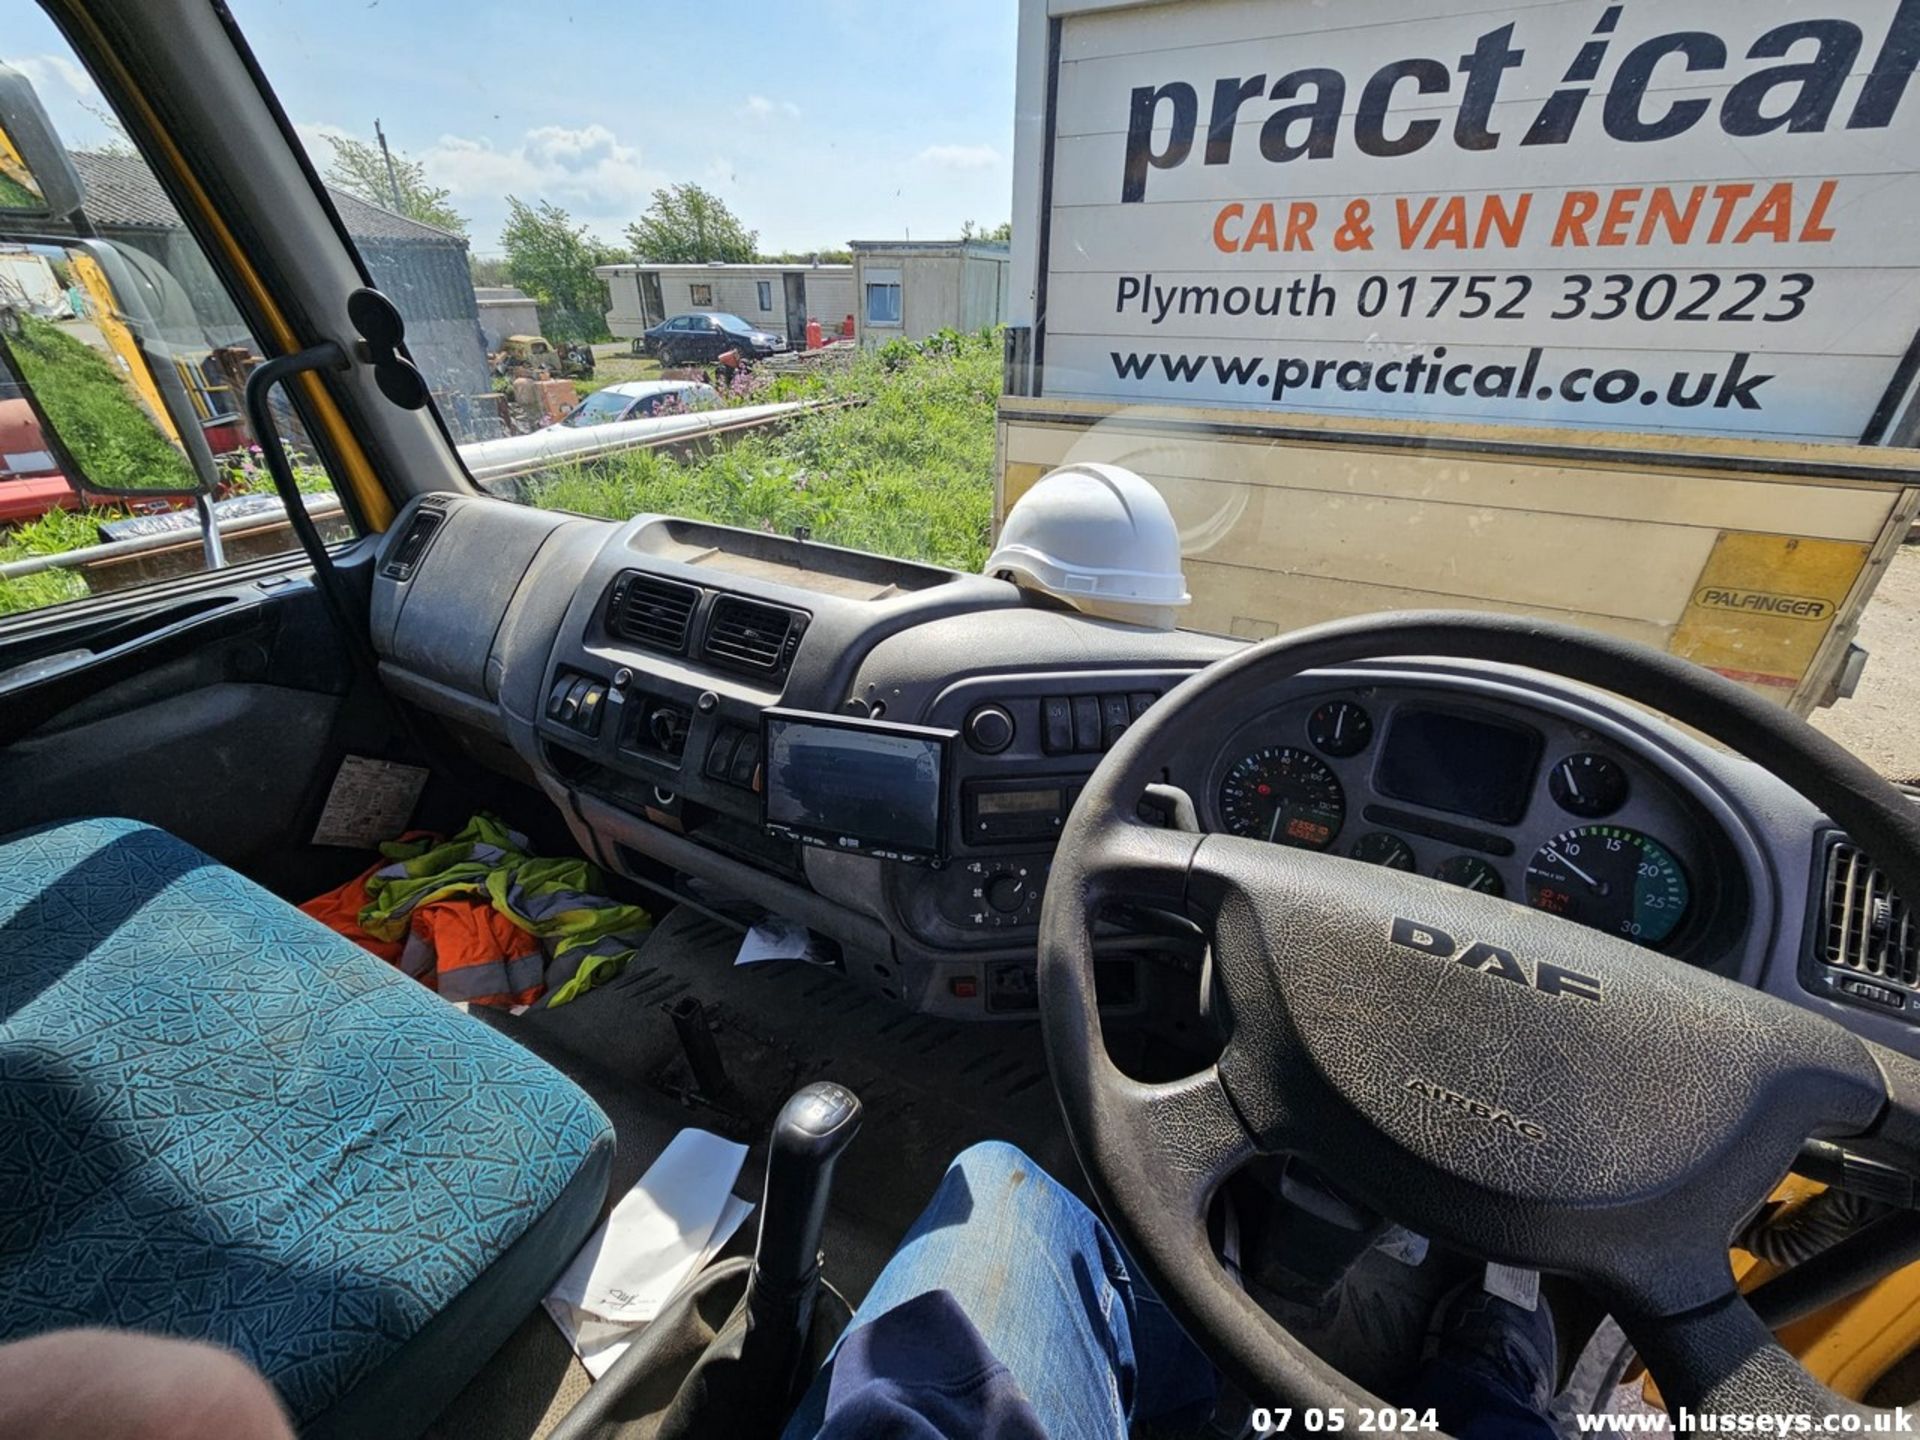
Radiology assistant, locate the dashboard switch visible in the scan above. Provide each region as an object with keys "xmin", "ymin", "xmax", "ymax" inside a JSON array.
[
  {"xmin": 1041, "ymin": 697, "xmax": 1074, "ymax": 755},
  {"xmin": 1128, "ymin": 691, "xmax": 1158, "ymax": 721},
  {"xmin": 965, "ymin": 704, "xmax": 1016, "ymax": 755},
  {"xmin": 730, "ymin": 734, "xmax": 761, "ymax": 788},
  {"xmin": 985, "ymin": 872, "xmax": 1028, "ymax": 913},
  {"xmin": 1100, "ymin": 694, "xmax": 1132, "ymax": 747},
  {"xmin": 706, "ymin": 728, "xmax": 742, "ymax": 780},
  {"xmin": 1842, "ymin": 978, "xmax": 1906, "ymax": 1010},
  {"xmin": 1071, "ymin": 696, "xmax": 1103, "ymax": 752},
  {"xmin": 576, "ymin": 683, "xmax": 607, "ymax": 737}
]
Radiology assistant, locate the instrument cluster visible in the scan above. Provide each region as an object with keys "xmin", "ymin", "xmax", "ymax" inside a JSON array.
[{"xmin": 1206, "ymin": 688, "xmax": 1712, "ymax": 954}]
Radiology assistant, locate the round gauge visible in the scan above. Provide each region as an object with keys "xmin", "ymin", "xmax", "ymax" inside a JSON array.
[
  {"xmin": 1219, "ymin": 747, "xmax": 1346, "ymax": 851},
  {"xmin": 1305, "ymin": 706, "xmax": 1367, "ymax": 760},
  {"xmin": 1549, "ymin": 753, "xmax": 1630, "ymax": 819},
  {"xmin": 1351, "ymin": 832, "xmax": 1416, "ymax": 871},
  {"xmin": 1435, "ymin": 855, "xmax": 1505, "ymax": 897},
  {"xmin": 1524, "ymin": 825, "xmax": 1690, "ymax": 948},
  {"xmin": 1307, "ymin": 701, "xmax": 1373, "ymax": 758}
]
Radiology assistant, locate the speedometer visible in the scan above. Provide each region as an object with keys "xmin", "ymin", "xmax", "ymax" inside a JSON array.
[
  {"xmin": 1524, "ymin": 825, "xmax": 1690, "ymax": 948},
  {"xmin": 1219, "ymin": 747, "xmax": 1345, "ymax": 851}
]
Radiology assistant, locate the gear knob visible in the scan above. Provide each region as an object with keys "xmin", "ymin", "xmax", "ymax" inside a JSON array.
[{"xmin": 753, "ymin": 1081, "xmax": 863, "ymax": 1300}]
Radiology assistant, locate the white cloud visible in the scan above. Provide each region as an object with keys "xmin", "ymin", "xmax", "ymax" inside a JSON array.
[
  {"xmin": 9, "ymin": 54, "xmax": 96, "ymax": 102},
  {"xmin": 422, "ymin": 123, "xmax": 656, "ymax": 208},
  {"xmin": 914, "ymin": 143, "xmax": 1001, "ymax": 171},
  {"xmin": 298, "ymin": 119, "xmax": 666, "ymax": 240},
  {"xmin": 745, "ymin": 95, "xmax": 803, "ymax": 121}
]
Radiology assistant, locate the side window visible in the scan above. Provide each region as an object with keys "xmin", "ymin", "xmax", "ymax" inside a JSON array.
[
  {"xmin": 756, "ymin": 280, "xmax": 772, "ymax": 312},
  {"xmin": 865, "ymin": 272, "xmax": 903, "ymax": 327},
  {"xmin": 689, "ymin": 283, "xmax": 714, "ymax": 308},
  {"xmin": 0, "ymin": 20, "xmax": 353, "ymax": 621}
]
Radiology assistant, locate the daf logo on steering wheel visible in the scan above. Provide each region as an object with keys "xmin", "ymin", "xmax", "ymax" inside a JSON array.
[{"xmin": 1389, "ymin": 917, "xmax": 1604, "ymax": 1003}]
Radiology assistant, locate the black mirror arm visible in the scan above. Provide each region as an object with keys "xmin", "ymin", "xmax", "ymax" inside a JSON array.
[{"xmin": 242, "ymin": 342, "xmax": 378, "ymax": 679}]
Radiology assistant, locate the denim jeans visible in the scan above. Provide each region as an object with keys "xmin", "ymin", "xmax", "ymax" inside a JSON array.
[
  {"xmin": 781, "ymin": 1140, "xmax": 1217, "ymax": 1440},
  {"xmin": 782, "ymin": 1140, "xmax": 1556, "ymax": 1440}
]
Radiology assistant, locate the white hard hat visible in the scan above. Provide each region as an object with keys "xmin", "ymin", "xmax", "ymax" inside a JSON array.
[{"xmin": 986, "ymin": 463, "xmax": 1191, "ymax": 630}]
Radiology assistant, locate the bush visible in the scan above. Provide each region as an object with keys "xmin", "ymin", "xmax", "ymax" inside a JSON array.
[{"xmin": 525, "ymin": 330, "xmax": 1001, "ymax": 570}]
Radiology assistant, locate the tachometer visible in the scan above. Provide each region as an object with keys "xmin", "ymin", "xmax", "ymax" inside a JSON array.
[
  {"xmin": 1524, "ymin": 825, "xmax": 1690, "ymax": 948},
  {"xmin": 1220, "ymin": 747, "xmax": 1345, "ymax": 851}
]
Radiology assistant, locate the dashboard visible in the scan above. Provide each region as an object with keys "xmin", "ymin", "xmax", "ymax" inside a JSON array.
[{"xmin": 366, "ymin": 493, "xmax": 1920, "ymax": 1059}]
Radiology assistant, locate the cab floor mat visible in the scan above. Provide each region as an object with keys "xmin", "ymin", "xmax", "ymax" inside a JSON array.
[{"xmin": 497, "ymin": 904, "xmax": 1086, "ymax": 1306}]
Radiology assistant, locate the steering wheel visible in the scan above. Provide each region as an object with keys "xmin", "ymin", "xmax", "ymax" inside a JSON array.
[{"xmin": 1039, "ymin": 613, "xmax": 1920, "ymax": 1425}]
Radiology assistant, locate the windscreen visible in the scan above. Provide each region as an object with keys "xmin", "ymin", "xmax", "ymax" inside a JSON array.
[{"xmin": 15, "ymin": 0, "xmax": 1916, "ymax": 776}]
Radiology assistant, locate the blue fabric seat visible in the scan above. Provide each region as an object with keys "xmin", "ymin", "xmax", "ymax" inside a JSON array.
[{"xmin": 0, "ymin": 817, "xmax": 614, "ymax": 1437}]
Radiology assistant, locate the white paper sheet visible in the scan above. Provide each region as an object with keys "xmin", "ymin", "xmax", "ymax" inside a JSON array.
[
  {"xmin": 735, "ymin": 916, "xmax": 819, "ymax": 966},
  {"xmin": 543, "ymin": 1129, "xmax": 753, "ymax": 1379},
  {"xmin": 569, "ymin": 1193, "xmax": 754, "ymax": 1379}
]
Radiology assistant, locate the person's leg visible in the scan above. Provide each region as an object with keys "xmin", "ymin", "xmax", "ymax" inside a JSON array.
[
  {"xmin": 1406, "ymin": 1287, "xmax": 1561, "ymax": 1440},
  {"xmin": 0, "ymin": 1329, "xmax": 292, "ymax": 1440},
  {"xmin": 781, "ymin": 1140, "xmax": 1214, "ymax": 1440}
]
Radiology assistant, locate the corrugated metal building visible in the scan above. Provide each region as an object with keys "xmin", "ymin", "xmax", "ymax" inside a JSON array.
[
  {"xmin": 61, "ymin": 150, "xmax": 501, "ymax": 440},
  {"xmin": 596, "ymin": 261, "xmax": 857, "ymax": 347}
]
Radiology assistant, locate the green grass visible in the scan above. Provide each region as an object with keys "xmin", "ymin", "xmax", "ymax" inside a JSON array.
[
  {"xmin": 0, "ymin": 507, "xmax": 105, "ymax": 616},
  {"xmin": 0, "ymin": 329, "xmax": 1002, "ymax": 620},
  {"xmin": 5, "ymin": 314, "xmax": 198, "ymax": 493},
  {"xmin": 0, "ymin": 172, "xmax": 42, "ymax": 208},
  {"xmin": 527, "ymin": 329, "xmax": 1001, "ymax": 570}
]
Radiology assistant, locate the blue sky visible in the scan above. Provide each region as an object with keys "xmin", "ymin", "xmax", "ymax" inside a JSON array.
[{"xmin": 4, "ymin": 1, "xmax": 1018, "ymax": 255}]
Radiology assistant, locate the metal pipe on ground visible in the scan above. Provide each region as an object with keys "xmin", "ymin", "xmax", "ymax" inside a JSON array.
[{"xmin": 0, "ymin": 493, "xmax": 343, "ymax": 581}]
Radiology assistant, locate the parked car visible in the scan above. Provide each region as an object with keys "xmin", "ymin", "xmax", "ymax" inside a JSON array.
[
  {"xmin": 552, "ymin": 380, "xmax": 720, "ymax": 429},
  {"xmin": 640, "ymin": 313, "xmax": 788, "ymax": 365}
]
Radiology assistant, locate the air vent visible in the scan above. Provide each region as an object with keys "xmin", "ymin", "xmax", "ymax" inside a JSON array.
[
  {"xmin": 381, "ymin": 504, "xmax": 445, "ymax": 581},
  {"xmin": 607, "ymin": 573, "xmax": 699, "ymax": 654},
  {"xmin": 702, "ymin": 595, "xmax": 803, "ymax": 676},
  {"xmin": 1821, "ymin": 841, "xmax": 1918, "ymax": 987}
]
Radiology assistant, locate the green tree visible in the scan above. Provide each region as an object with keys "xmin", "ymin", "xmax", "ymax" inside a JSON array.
[
  {"xmin": 323, "ymin": 134, "xmax": 467, "ymax": 236},
  {"xmin": 960, "ymin": 219, "xmax": 1012, "ymax": 244},
  {"xmin": 501, "ymin": 197, "xmax": 619, "ymax": 344},
  {"xmin": 759, "ymin": 247, "xmax": 854, "ymax": 265},
  {"xmin": 625, "ymin": 183, "xmax": 758, "ymax": 263}
]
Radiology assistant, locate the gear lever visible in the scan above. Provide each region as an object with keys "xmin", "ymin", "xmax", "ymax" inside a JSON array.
[{"xmin": 747, "ymin": 1081, "xmax": 864, "ymax": 1401}]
